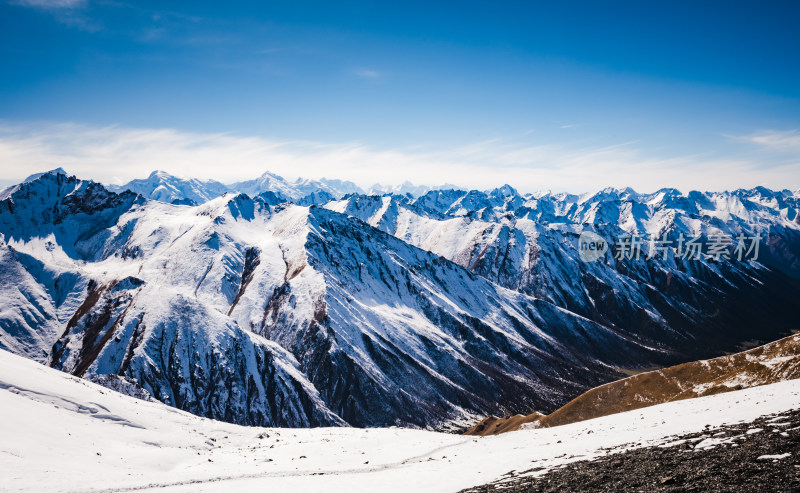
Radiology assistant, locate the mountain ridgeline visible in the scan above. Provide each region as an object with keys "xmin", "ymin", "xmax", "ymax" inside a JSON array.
[{"xmin": 0, "ymin": 168, "xmax": 798, "ymax": 429}]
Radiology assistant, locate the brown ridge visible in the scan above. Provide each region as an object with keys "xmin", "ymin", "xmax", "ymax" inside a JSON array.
[{"xmin": 465, "ymin": 333, "xmax": 800, "ymax": 436}]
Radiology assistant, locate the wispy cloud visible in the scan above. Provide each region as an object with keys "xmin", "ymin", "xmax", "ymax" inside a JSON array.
[
  {"xmin": 11, "ymin": 0, "xmax": 99, "ymax": 31},
  {"xmin": 12, "ymin": 0, "xmax": 87, "ymax": 8},
  {"xmin": 0, "ymin": 122, "xmax": 798, "ymax": 193},
  {"xmin": 354, "ymin": 69, "xmax": 381, "ymax": 79},
  {"xmin": 737, "ymin": 129, "xmax": 800, "ymax": 153}
]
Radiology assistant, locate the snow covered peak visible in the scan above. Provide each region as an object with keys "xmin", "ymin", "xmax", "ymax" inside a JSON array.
[
  {"xmin": 229, "ymin": 172, "xmax": 362, "ymax": 202},
  {"xmin": 257, "ymin": 170, "xmax": 283, "ymax": 180},
  {"xmin": 109, "ymin": 170, "xmax": 229, "ymax": 206},
  {"xmin": 23, "ymin": 167, "xmax": 69, "ymax": 183},
  {"xmin": 369, "ymin": 181, "xmax": 427, "ymax": 197},
  {"xmin": 310, "ymin": 177, "xmax": 364, "ymax": 196},
  {"xmin": 148, "ymin": 169, "xmax": 170, "ymax": 178},
  {"xmin": 488, "ymin": 184, "xmax": 519, "ymax": 197}
]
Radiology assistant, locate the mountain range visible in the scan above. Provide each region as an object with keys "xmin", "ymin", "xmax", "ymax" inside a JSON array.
[
  {"xmin": 105, "ymin": 169, "xmax": 464, "ymax": 205},
  {"xmin": 1, "ymin": 168, "xmax": 799, "ymax": 429}
]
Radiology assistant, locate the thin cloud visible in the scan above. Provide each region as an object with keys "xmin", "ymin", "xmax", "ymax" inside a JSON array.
[
  {"xmin": 12, "ymin": 0, "xmax": 87, "ymax": 8},
  {"xmin": 354, "ymin": 69, "xmax": 381, "ymax": 79},
  {"xmin": 738, "ymin": 129, "xmax": 800, "ymax": 153},
  {"xmin": 0, "ymin": 122, "xmax": 798, "ymax": 194},
  {"xmin": 11, "ymin": 0, "xmax": 100, "ymax": 31}
]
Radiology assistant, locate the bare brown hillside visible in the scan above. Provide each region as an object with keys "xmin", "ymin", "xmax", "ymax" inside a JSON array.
[{"xmin": 465, "ymin": 333, "xmax": 800, "ymax": 436}]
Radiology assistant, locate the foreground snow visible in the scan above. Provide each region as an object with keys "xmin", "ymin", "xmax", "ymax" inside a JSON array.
[{"xmin": 2, "ymin": 349, "xmax": 799, "ymax": 493}]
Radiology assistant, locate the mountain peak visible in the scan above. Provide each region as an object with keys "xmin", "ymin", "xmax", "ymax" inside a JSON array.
[
  {"xmin": 490, "ymin": 184, "xmax": 518, "ymax": 197},
  {"xmin": 147, "ymin": 170, "xmax": 173, "ymax": 179},
  {"xmin": 259, "ymin": 170, "xmax": 285, "ymax": 180},
  {"xmin": 23, "ymin": 167, "xmax": 69, "ymax": 183}
]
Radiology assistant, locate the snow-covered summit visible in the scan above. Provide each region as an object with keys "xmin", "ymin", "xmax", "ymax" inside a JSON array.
[
  {"xmin": 23, "ymin": 167, "xmax": 68, "ymax": 183},
  {"xmin": 107, "ymin": 170, "xmax": 229, "ymax": 206},
  {"xmin": 230, "ymin": 171, "xmax": 365, "ymax": 202}
]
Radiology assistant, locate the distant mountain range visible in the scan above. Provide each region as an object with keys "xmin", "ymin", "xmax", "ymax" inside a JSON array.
[
  {"xmin": 1, "ymin": 168, "xmax": 798, "ymax": 429},
  {"xmin": 105, "ymin": 170, "xmax": 455, "ymax": 206}
]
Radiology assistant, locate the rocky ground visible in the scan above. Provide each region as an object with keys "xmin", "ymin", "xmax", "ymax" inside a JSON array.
[{"xmin": 461, "ymin": 408, "xmax": 800, "ymax": 492}]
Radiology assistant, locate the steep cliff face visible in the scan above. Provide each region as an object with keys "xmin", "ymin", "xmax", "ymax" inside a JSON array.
[{"xmin": 49, "ymin": 275, "xmax": 343, "ymax": 427}]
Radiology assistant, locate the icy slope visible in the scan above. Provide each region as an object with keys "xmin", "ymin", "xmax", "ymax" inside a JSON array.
[{"xmin": 3, "ymin": 347, "xmax": 800, "ymax": 493}]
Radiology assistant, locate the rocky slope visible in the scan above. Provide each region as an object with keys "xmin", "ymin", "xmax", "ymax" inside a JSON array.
[
  {"xmin": 466, "ymin": 333, "xmax": 800, "ymax": 436},
  {"xmin": 462, "ymin": 410, "xmax": 800, "ymax": 493},
  {"xmin": 462, "ymin": 409, "xmax": 800, "ymax": 493}
]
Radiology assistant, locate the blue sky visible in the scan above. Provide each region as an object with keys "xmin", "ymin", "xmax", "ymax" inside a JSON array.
[{"xmin": 1, "ymin": 0, "xmax": 799, "ymax": 192}]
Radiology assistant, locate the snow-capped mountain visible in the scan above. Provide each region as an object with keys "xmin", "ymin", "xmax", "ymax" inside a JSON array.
[
  {"xmin": 367, "ymin": 181, "xmax": 464, "ymax": 198},
  {"xmin": 228, "ymin": 171, "xmax": 298, "ymax": 201},
  {"xmin": 22, "ymin": 166, "xmax": 70, "ymax": 184},
  {"xmin": 323, "ymin": 186, "xmax": 800, "ymax": 365},
  {"xmin": 0, "ymin": 171, "xmax": 641, "ymax": 428},
  {"xmin": 107, "ymin": 170, "xmax": 230, "ymax": 206},
  {"xmin": 110, "ymin": 170, "xmax": 366, "ymax": 206},
  {"xmin": 1, "ymin": 169, "xmax": 799, "ymax": 430},
  {"xmin": 228, "ymin": 172, "xmax": 365, "ymax": 202}
]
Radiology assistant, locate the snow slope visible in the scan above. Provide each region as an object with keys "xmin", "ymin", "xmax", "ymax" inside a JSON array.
[{"xmin": 3, "ymin": 347, "xmax": 800, "ymax": 493}]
